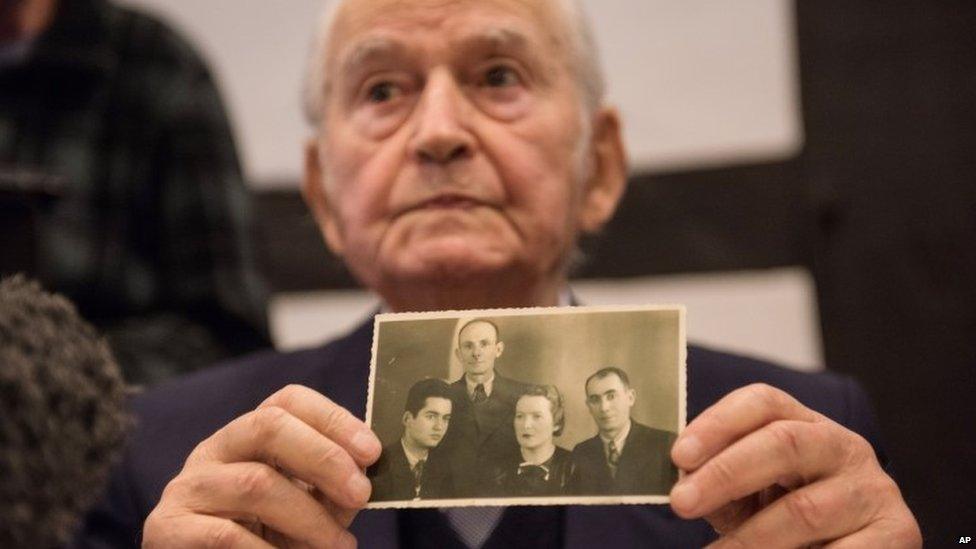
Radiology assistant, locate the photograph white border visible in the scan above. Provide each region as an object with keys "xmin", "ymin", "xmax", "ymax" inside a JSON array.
[{"xmin": 365, "ymin": 304, "xmax": 687, "ymax": 509}]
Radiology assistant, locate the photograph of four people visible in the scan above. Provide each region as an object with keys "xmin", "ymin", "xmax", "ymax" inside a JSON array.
[{"xmin": 367, "ymin": 317, "xmax": 679, "ymax": 504}]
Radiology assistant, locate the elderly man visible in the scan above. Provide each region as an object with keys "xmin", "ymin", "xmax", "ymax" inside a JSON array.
[
  {"xmin": 77, "ymin": 0, "xmax": 921, "ymax": 547},
  {"xmin": 570, "ymin": 367, "xmax": 677, "ymax": 496},
  {"xmin": 441, "ymin": 319, "xmax": 530, "ymax": 497}
]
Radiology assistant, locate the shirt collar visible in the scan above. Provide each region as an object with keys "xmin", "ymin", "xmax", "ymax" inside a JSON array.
[
  {"xmin": 400, "ymin": 438, "xmax": 428, "ymax": 469},
  {"xmin": 599, "ymin": 418, "xmax": 632, "ymax": 454},
  {"xmin": 465, "ymin": 371, "xmax": 495, "ymax": 399}
]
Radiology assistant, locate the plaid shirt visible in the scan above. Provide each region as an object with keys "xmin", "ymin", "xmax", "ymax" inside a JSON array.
[{"xmin": 0, "ymin": 0, "xmax": 268, "ymax": 384}]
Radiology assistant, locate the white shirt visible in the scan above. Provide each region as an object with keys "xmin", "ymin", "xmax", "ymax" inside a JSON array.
[
  {"xmin": 400, "ymin": 438, "xmax": 428, "ymax": 470},
  {"xmin": 464, "ymin": 371, "xmax": 495, "ymax": 400},
  {"xmin": 599, "ymin": 419, "xmax": 632, "ymax": 461}
]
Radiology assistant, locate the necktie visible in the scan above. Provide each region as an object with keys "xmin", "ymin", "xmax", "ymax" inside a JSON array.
[
  {"xmin": 443, "ymin": 507, "xmax": 504, "ymax": 549},
  {"xmin": 607, "ymin": 440, "xmax": 620, "ymax": 477},
  {"xmin": 412, "ymin": 458, "xmax": 425, "ymax": 498},
  {"xmin": 472, "ymin": 383, "xmax": 488, "ymax": 404}
]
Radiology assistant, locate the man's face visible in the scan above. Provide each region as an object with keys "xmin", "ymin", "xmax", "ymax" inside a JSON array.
[
  {"xmin": 585, "ymin": 373, "xmax": 635, "ymax": 435},
  {"xmin": 304, "ymin": 0, "xmax": 625, "ymax": 301},
  {"xmin": 455, "ymin": 321, "xmax": 503, "ymax": 377},
  {"xmin": 403, "ymin": 396, "xmax": 452, "ymax": 449},
  {"xmin": 514, "ymin": 395, "xmax": 555, "ymax": 450}
]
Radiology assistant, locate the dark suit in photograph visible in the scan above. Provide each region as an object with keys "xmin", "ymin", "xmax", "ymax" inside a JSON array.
[
  {"xmin": 367, "ymin": 441, "xmax": 452, "ymax": 502},
  {"xmin": 570, "ymin": 420, "xmax": 678, "ymax": 495},
  {"xmin": 75, "ymin": 317, "xmax": 890, "ymax": 548},
  {"xmin": 491, "ymin": 445, "xmax": 574, "ymax": 497},
  {"xmin": 440, "ymin": 374, "xmax": 530, "ymax": 497}
]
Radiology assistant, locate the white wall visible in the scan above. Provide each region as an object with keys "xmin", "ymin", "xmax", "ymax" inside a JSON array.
[
  {"xmin": 119, "ymin": 0, "xmax": 801, "ymax": 186},
  {"xmin": 117, "ymin": 1, "xmax": 817, "ymax": 368},
  {"xmin": 270, "ymin": 268, "xmax": 823, "ymax": 371}
]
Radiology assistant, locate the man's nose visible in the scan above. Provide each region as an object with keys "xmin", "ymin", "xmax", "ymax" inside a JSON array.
[{"xmin": 408, "ymin": 70, "xmax": 474, "ymax": 164}]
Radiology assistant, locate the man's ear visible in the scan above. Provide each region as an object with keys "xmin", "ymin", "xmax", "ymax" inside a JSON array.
[
  {"xmin": 302, "ymin": 138, "xmax": 345, "ymax": 256},
  {"xmin": 402, "ymin": 411, "xmax": 412, "ymax": 426},
  {"xmin": 495, "ymin": 341, "xmax": 505, "ymax": 357},
  {"xmin": 626, "ymin": 388, "xmax": 636, "ymax": 406},
  {"xmin": 578, "ymin": 107, "xmax": 628, "ymax": 233}
]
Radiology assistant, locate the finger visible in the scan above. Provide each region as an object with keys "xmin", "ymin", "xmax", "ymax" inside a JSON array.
[
  {"xmin": 144, "ymin": 512, "xmax": 274, "ymax": 548},
  {"xmin": 260, "ymin": 384, "xmax": 382, "ymax": 467},
  {"xmin": 824, "ymin": 516, "xmax": 922, "ymax": 549},
  {"xmin": 195, "ymin": 405, "xmax": 371, "ymax": 509},
  {"xmin": 171, "ymin": 461, "xmax": 356, "ymax": 548},
  {"xmin": 672, "ymin": 419, "xmax": 868, "ymax": 518},
  {"xmin": 705, "ymin": 476, "xmax": 888, "ymax": 549},
  {"xmin": 295, "ymin": 477, "xmax": 359, "ymax": 528},
  {"xmin": 672, "ymin": 384, "xmax": 824, "ymax": 471}
]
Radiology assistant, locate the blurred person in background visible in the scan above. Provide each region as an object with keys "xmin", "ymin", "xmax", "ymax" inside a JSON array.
[
  {"xmin": 0, "ymin": 0, "xmax": 269, "ymax": 386},
  {"xmin": 0, "ymin": 275, "xmax": 128, "ymax": 547}
]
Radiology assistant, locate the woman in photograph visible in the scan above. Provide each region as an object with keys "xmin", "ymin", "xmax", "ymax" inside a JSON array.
[{"xmin": 492, "ymin": 384, "xmax": 573, "ymax": 497}]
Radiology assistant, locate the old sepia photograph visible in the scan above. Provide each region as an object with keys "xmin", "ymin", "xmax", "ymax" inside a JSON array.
[{"xmin": 365, "ymin": 305, "xmax": 686, "ymax": 509}]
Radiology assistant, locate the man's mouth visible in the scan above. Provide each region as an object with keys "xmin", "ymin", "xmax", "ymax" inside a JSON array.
[
  {"xmin": 422, "ymin": 195, "xmax": 479, "ymax": 209},
  {"xmin": 403, "ymin": 193, "xmax": 489, "ymax": 215}
]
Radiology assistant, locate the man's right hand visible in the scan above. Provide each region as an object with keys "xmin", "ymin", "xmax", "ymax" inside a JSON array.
[{"xmin": 143, "ymin": 385, "xmax": 382, "ymax": 548}]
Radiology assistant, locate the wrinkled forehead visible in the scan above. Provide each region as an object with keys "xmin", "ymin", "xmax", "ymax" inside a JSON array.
[
  {"xmin": 326, "ymin": 0, "xmax": 569, "ymax": 73},
  {"xmin": 458, "ymin": 321, "xmax": 498, "ymax": 342},
  {"xmin": 586, "ymin": 373, "xmax": 625, "ymax": 395}
]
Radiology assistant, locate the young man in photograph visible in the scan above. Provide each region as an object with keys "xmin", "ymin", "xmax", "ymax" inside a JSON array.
[
  {"xmin": 367, "ymin": 378, "xmax": 453, "ymax": 501},
  {"xmin": 570, "ymin": 367, "xmax": 677, "ymax": 495}
]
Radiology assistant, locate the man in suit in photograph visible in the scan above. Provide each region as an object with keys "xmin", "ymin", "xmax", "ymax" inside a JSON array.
[
  {"xmin": 570, "ymin": 367, "xmax": 678, "ymax": 495},
  {"xmin": 75, "ymin": 0, "xmax": 921, "ymax": 547},
  {"xmin": 368, "ymin": 378, "xmax": 453, "ymax": 501},
  {"xmin": 441, "ymin": 318, "xmax": 529, "ymax": 497}
]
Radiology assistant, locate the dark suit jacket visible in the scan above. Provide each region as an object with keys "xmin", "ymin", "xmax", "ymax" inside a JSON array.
[
  {"xmin": 441, "ymin": 374, "xmax": 529, "ymax": 497},
  {"xmin": 492, "ymin": 445, "xmax": 574, "ymax": 497},
  {"xmin": 570, "ymin": 421, "xmax": 678, "ymax": 495},
  {"xmin": 367, "ymin": 441, "xmax": 452, "ymax": 502},
  {"xmin": 74, "ymin": 316, "xmax": 888, "ymax": 549}
]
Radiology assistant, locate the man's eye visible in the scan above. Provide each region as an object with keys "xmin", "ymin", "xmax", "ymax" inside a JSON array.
[
  {"xmin": 483, "ymin": 66, "xmax": 519, "ymax": 88},
  {"xmin": 367, "ymin": 82, "xmax": 399, "ymax": 103}
]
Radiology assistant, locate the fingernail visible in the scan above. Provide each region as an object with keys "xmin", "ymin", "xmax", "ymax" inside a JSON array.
[
  {"xmin": 351, "ymin": 429, "xmax": 380, "ymax": 459},
  {"xmin": 346, "ymin": 472, "xmax": 372, "ymax": 505},
  {"xmin": 671, "ymin": 480, "xmax": 700, "ymax": 513},
  {"xmin": 672, "ymin": 435, "xmax": 703, "ymax": 466}
]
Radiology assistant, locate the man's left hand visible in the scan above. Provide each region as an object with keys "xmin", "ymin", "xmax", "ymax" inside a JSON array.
[{"xmin": 669, "ymin": 383, "xmax": 921, "ymax": 548}]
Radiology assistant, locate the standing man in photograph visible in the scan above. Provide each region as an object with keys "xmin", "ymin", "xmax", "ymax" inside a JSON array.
[
  {"xmin": 571, "ymin": 367, "xmax": 678, "ymax": 495},
  {"xmin": 441, "ymin": 318, "xmax": 529, "ymax": 496},
  {"xmin": 368, "ymin": 378, "xmax": 453, "ymax": 501}
]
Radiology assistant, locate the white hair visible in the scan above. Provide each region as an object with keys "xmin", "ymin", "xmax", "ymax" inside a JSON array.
[{"xmin": 301, "ymin": 0, "xmax": 607, "ymax": 128}]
